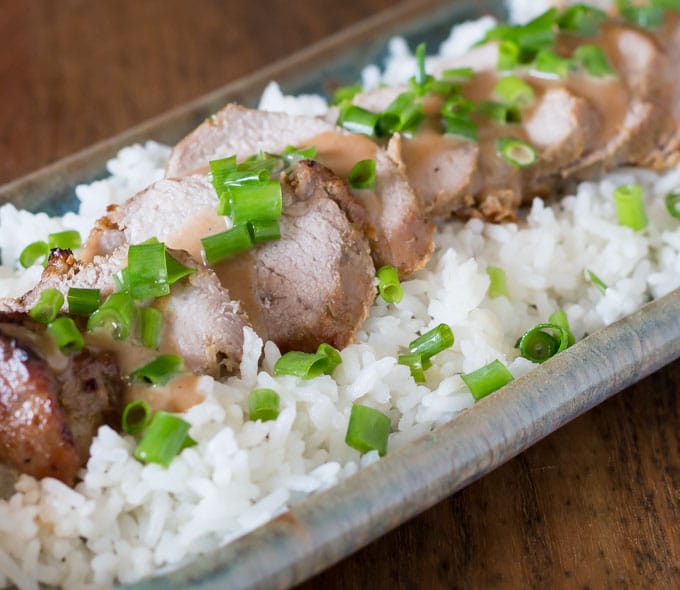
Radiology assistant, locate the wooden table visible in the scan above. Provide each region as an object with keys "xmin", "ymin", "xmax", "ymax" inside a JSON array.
[{"xmin": 2, "ymin": 1, "xmax": 679, "ymax": 587}]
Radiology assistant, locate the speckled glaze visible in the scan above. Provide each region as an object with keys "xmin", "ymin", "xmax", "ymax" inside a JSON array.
[{"xmin": 5, "ymin": 1, "xmax": 680, "ymax": 589}]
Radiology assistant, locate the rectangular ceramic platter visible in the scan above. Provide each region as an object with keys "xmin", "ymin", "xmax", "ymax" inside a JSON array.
[{"xmin": 3, "ymin": 1, "xmax": 680, "ymax": 589}]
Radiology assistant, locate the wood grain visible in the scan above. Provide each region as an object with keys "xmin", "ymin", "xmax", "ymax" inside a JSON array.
[{"xmin": 1, "ymin": 1, "xmax": 680, "ymax": 588}]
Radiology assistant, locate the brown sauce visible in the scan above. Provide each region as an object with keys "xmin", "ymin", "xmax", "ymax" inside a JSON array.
[
  {"xmin": 0, "ymin": 322, "xmax": 69, "ymax": 372},
  {"xmin": 300, "ymin": 130, "xmax": 377, "ymax": 178},
  {"xmin": 165, "ymin": 206, "xmax": 228, "ymax": 262},
  {"xmin": 126, "ymin": 374, "xmax": 205, "ymax": 412}
]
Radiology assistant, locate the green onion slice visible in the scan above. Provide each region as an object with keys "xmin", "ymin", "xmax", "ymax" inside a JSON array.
[
  {"xmin": 533, "ymin": 49, "xmax": 572, "ymax": 79},
  {"xmin": 478, "ymin": 101, "xmax": 522, "ymax": 125},
  {"xmin": 442, "ymin": 95, "xmax": 475, "ymax": 118},
  {"xmin": 67, "ymin": 287, "xmax": 100, "ymax": 317},
  {"xmin": 47, "ymin": 317, "xmax": 85, "ymax": 354},
  {"xmin": 573, "ymin": 45, "xmax": 614, "ymax": 77},
  {"xmin": 348, "ymin": 159, "xmax": 376, "ymax": 190},
  {"xmin": 617, "ymin": 1, "xmax": 664, "ymax": 28},
  {"xmin": 377, "ymin": 265, "xmax": 403, "ymax": 304},
  {"xmin": 29, "ymin": 288, "xmax": 64, "ymax": 324},
  {"xmin": 248, "ymin": 388, "xmax": 281, "ymax": 422},
  {"xmin": 201, "ymin": 224, "xmax": 254, "ymax": 264},
  {"xmin": 442, "ymin": 67, "xmax": 474, "ymax": 81},
  {"xmin": 122, "ymin": 400, "xmax": 153, "ymax": 435},
  {"xmin": 209, "ymin": 156, "xmax": 238, "ymax": 192},
  {"xmin": 19, "ymin": 241, "xmax": 49, "ymax": 268},
  {"xmin": 128, "ymin": 242, "xmax": 170, "ymax": 301},
  {"xmin": 250, "ymin": 219, "xmax": 281, "ymax": 243},
  {"xmin": 140, "ymin": 307, "xmax": 163, "ymax": 350},
  {"xmin": 665, "ymin": 192, "xmax": 680, "ymax": 219},
  {"xmin": 517, "ymin": 322, "xmax": 569, "ymax": 363},
  {"xmin": 557, "ymin": 4, "xmax": 607, "ymax": 36},
  {"xmin": 398, "ymin": 352, "xmax": 428, "ymax": 383},
  {"xmin": 165, "ymin": 252, "xmax": 196, "ymax": 285},
  {"xmin": 548, "ymin": 309, "xmax": 575, "ymax": 347},
  {"xmin": 337, "ymin": 104, "xmax": 380, "ymax": 137},
  {"xmin": 377, "ymin": 92, "xmax": 424, "ymax": 136},
  {"xmin": 87, "ymin": 291, "xmax": 136, "ymax": 340},
  {"xmin": 613, "ymin": 183, "xmax": 647, "ymax": 231},
  {"xmin": 316, "ymin": 343, "xmax": 343, "ymax": 374},
  {"xmin": 345, "ymin": 404, "xmax": 391, "ymax": 457},
  {"xmin": 414, "ymin": 42, "xmax": 428, "ymax": 87},
  {"xmin": 129, "ymin": 354, "xmax": 184, "ymax": 386},
  {"xmin": 461, "ymin": 359, "xmax": 514, "ymax": 401},
  {"xmin": 47, "ymin": 230, "xmax": 82, "ymax": 251},
  {"xmin": 133, "ymin": 411, "xmax": 192, "ymax": 468},
  {"xmin": 486, "ymin": 266, "xmax": 509, "ymax": 299},
  {"xmin": 497, "ymin": 137, "xmax": 537, "ymax": 167},
  {"xmin": 409, "ymin": 323, "xmax": 454, "ymax": 360},
  {"xmin": 443, "ymin": 116, "xmax": 479, "ymax": 141},
  {"xmin": 588, "ymin": 269, "xmax": 608, "ymax": 294},
  {"xmin": 227, "ymin": 180, "xmax": 282, "ymax": 224},
  {"xmin": 497, "ymin": 39, "xmax": 521, "ymax": 71},
  {"xmin": 273, "ymin": 343, "xmax": 342, "ymax": 379},
  {"xmin": 331, "ymin": 83, "xmax": 363, "ymax": 106},
  {"xmin": 494, "ymin": 76, "xmax": 535, "ymax": 107}
]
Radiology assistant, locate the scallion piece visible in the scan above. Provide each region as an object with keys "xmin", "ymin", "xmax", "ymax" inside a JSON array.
[
  {"xmin": 443, "ymin": 116, "xmax": 479, "ymax": 141},
  {"xmin": 87, "ymin": 291, "xmax": 136, "ymax": 340},
  {"xmin": 165, "ymin": 252, "xmax": 196, "ymax": 285},
  {"xmin": 377, "ymin": 92, "xmax": 424, "ymax": 135},
  {"xmin": 122, "ymin": 400, "xmax": 153, "ymax": 435},
  {"xmin": 533, "ymin": 49, "xmax": 572, "ymax": 79},
  {"xmin": 398, "ymin": 352, "xmax": 428, "ymax": 383},
  {"xmin": 497, "ymin": 39, "xmax": 521, "ymax": 71},
  {"xmin": 557, "ymin": 4, "xmax": 607, "ymax": 36},
  {"xmin": 376, "ymin": 265, "xmax": 403, "ymax": 304},
  {"xmin": 209, "ymin": 156, "xmax": 238, "ymax": 191},
  {"xmin": 409, "ymin": 323, "xmax": 454, "ymax": 360},
  {"xmin": 227, "ymin": 180, "xmax": 283, "ymax": 224},
  {"xmin": 617, "ymin": 0, "xmax": 664, "ymax": 28},
  {"xmin": 140, "ymin": 307, "xmax": 163, "ymax": 350},
  {"xmin": 442, "ymin": 67, "xmax": 474, "ymax": 81},
  {"xmin": 587, "ymin": 269, "xmax": 608, "ymax": 294},
  {"xmin": 497, "ymin": 137, "xmax": 537, "ymax": 167},
  {"xmin": 130, "ymin": 354, "xmax": 184, "ymax": 386},
  {"xmin": 249, "ymin": 219, "xmax": 281, "ymax": 243},
  {"xmin": 248, "ymin": 388, "xmax": 280, "ymax": 422},
  {"xmin": 441, "ymin": 95, "xmax": 475, "ymax": 118},
  {"xmin": 331, "ymin": 83, "xmax": 362, "ymax": 106},
  {"xmin": 114, "ymin": 267, "xmax": 130, "ymax": 293},
  {"xmin": 414, "ymin": 42, "xmax": 428, "ymax": 87},
  {"xmin": 281, "ymin": 145, "xmax": 317, "ymax": 169},
  {"xmin": 67, "ymin": 287, "xmax": 100, "ymax": 317},
  {"xmin": 461, "ymin": 359, "xmax": 514, "ymax": 401},
  {"xmin": 47, "ymin": 230, "xmax": 81, "ymax": 251},
  {"xmin": 337, "ymin": 105, "xmax": 379, "ymax": 136},
  {"xmin": 316, "ymin": 343, "xmax": 343, "ymax": 374},
  {"xmin": 573, "ymin": 45, "xmax": 614, "ymax": 77},
  {"xmin": 19, "ymin": 241, "xmax": 49, "ymax": 268},
  {"xmin": 517, "ymin": 322, "xmax": 569, "ymax": 363},
  {"xmin": 665, "ymin": 192, "xmax": 680, "ymax": 219},
  {"xmin": 134, "ymin": 411, "xmax": 192, "ymax": 468},
  {"xmin": 478, "ymin": 101, "xmax": 522, "ymax": 125},
  {"xmin": 548, "ymin": 309, "xmax": 575, "ymax": 347},
  {"xmin": 345, "ymin": 404, "xmax": 391, "ymax": 457},
  {"xmin": 47, "ymin": 317, "xmax": 85, "ymax": 353},
  {"xmin": 486, "ymin": 266, "xmax": 509, "ymax": 299},
  {"xmin": 127, "ymin": 242, "xmax": 169, "ymax": 301},
  {"xmin": 29, "ymin": 288, "xmax": 64, "ymax": 324},
  {"xmin": 348, "ymin": 159, "xmax": 376, "ymax": 190},
  {"xmin": 613, "ymin": 183, "xmax": 647, "ymax": 231},
  {"xmin": 201, "ymin": 224, "xmax": 254, "ymax": 264},
  {"xmin": 273, "ymin": 351, "xmax": 328, "ymax": 379},
  {"xmin": 494, "ymin": 76, "xmax": 535, "ymax": 107}
]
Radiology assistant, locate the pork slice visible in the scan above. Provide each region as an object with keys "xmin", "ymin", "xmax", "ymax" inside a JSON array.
[
  {"xmin": 246, "ymin": 161, "xmax": 375, "ymax": 352},
  {"xmin": 0, "ymin": 315, "xmax": 122, "ymax": 484},
  {"xmin": 166, "ymin": 104, "xmax": 335, "ymax": 177}
]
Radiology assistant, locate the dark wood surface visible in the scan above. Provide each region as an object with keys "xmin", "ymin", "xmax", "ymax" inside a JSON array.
[{"xmin": 2, "ymin": 1, "xmax": 679, "ymax": 588}]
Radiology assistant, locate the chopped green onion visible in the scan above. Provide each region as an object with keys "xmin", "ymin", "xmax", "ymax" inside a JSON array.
[
  {"xmin": 573, "ymin": 45, "xmax": 614, "ymax": 77},
  {"xmin": 652, "ymin": 0, "xmax": 680, "ymax": 10},
  {"xmin": 461, "ymin": 359, "xmax": 514, "ymax": 401},
  {"xmin": 67, "ymin": 287, "xmax": 100, "ymax": 316},
  {"xmin": 617, "ymin": 0, "xmax": 664, "ymax": 27},
  {"xmin": 331, "ymin": 83, "xmax": 363, "ymax": 105},
  {"xmin": 557, "ymin": 4, "xmax": 607, "ymax": 36},
  {"xmin": 664, "ymin": 192, "xmax": 680, "ymax": 219},
  {"xmin": 429, "ymin": 78, "xmax": 461, "ymax": 97},
  {"xmin": 548, "ymin": 309, "xmax": 575, "ymax": 347},
  {"xmin": 534, "ymin": 49, "xmax": 572, "ymax": 79},
  {"xmin": 201, "ymin": 224, "xmax": 254, "ymax": 264},
  {"xmin": 47, "ymin": 317, "xmax": 85, "ymax": 353},
  {"xmin": 19, "ymin": 241, "xmax": 49, "ymax": 268},
  {"xmin": 478, "ymin": 101, "xmax": 522, "ymax": 125},
  {"xmin": 345, "ymin": 404, "xmax": 391, "ymax": 456},
  {"xmin": 398, "ymin": 352, "xmax": 428, "ymax": 383},
  {"xmin": 442, "ymin": 95, "xmax": 475, "ymax": 118},
  {"xmin": 128, "ymin": 242, "xmax": 169, "ymax": 301},
  {"xmin": 114, "ymin": 267, "xmax": 130, "ymax": 293},
  {"xmin": 443, "ymin": 116, "xmax": 479, "ymax": 141},
  {"xmin": 249, "ymin": 219, "xmax": 281, "ymax": 243},
  {"xmin": 209, "ymin": 156, "xmax": 238, "ymax": 192},
  {"xmin": 613, "ymin": 183, "xmax": 647, "ymax": 231},
  {"xmin": 122, "ymin": 400, "xmax": 153, "ymax": 435},
  {"xmin": 140, "ymin": 307, "xmax": 163, "ymax": 350},
  {"xmin": 248, "ymin": 388, "xmax": 280, "ymax": 422},
  {"xmin": 516, "ymin": 7, "xmax": 559, "ymax": 48},
  {"xmin": 87, "ymin": 291, "xmax": 136, "ymax": 340},
  {"xmin": 227, "ymin": 180, "xmax": 282, "ymax": 224},
  {"xmin": 496, "ymin": 137, "xmax": 537, "ymax": 167},
  {"xmin": 221, "ymin": 169, "xmax": 271, "ymax": 187},
  {"xmin": 348, "ymin": 159, "xmax": 376, "ymax": 190},
  {"xmin": 486, "ymin": 266, "xmax": 509, "ymax": 299},
  {"xmin": 587, "ymin": 269, "xmax": 608, "ymax": 294},
  {"xmin": 409, "ymin": 323, "xmax": 454, "ymax": 360},
  {"xmin": 29, "ymin": 288, "xmax": 64, "ymax": 324},
  {"xmin": 414, "ymin": 42, "xmax": 428, "ymax": 87},
  {"xmin": 273, "ymin": 351, "xmax": 329, "ymax": 379},
  {"xmin": 281, "ymin": 145, "xmax": 317, "ymax": 169},
  {"xmin": 377, "ymin": 92, "xmax": 424, "ymax": 136},
  {"xmin": 130, "ymin": 354, "xmax": 184, "ymax": 386},
  {"xmin": 134, "ymin": 411, "xmax": 192, "ymax": 467},
  {"xmin": 316, "ymin": 343, "xmax": 343, "ymax": 374},
  {"xmin": 165, "ymin": 252, "xmax": 196, "ymax": 285},
  {"xmin": 517, "ymin": 322, "xmax": 569, "ymax": 363},
  {"xmin": 442, "ymin": 67, "xmax": 474, "ymax": 81},
  {"xmin": 494, "ymin": 76, "xmax": 535, "ymax": 107},
  {"xmin": 47, "ymin": 230, "xmax": 81, "ymax": 251},
  {"xmin": 376, "ymin": 265, "xmax": 403, "ymax": 304},
  {"xmin": 337, "ymin": 104, "xmax": 379, "ymax": 136},
  {"xmin": 497, "ymin": 39, "xmax": 521, "ymax": 71}
]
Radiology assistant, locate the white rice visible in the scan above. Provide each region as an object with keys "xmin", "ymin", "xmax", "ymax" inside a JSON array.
[{"xmin": 3, "ymin": 1, "xmax": 676, "ymax": 588}]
